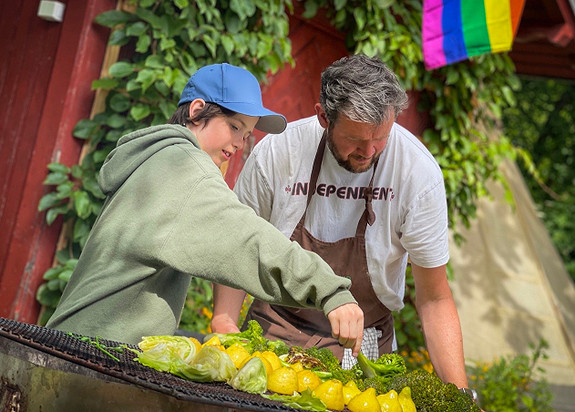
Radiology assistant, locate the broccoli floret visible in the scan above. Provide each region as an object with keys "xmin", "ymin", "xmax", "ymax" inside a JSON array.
[
  {"xmin": 357, "ymin": 352, "xmax": 407, "ymax": 379},
  {"xmin": 267, "ymin": 338, "xmax": 290, "ymax": 356},
  {"xmin": 356, "ymin": 354, "xmax": 406, "ymax": 394},
  {"xmin": 359, "ymin": 375, "xmax": 390, "ymax": 394},
  {"xmin": 204, "ymin": 320, "xmax": 268, "ymax": 353},
  {"xmin": 384, "ymin": 369, "xmax": 481, "ymax": 412},
  {"xmin": 304, "ymin": 347, "xmax": 338, "ymax": 370},
  {"xmin": 302, "ymin": 347, "xmax": 361, "ymax": 384}
]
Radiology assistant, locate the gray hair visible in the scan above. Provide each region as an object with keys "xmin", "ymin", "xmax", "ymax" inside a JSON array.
[{"xmin": 319, "ymin": 54, "xmax": 408, "ymax": 125}]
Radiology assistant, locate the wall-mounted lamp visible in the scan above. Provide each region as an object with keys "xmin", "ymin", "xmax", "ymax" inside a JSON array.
[{"xmin": 37, "ymin": 1, "xmax": 66, "ymax": 23}]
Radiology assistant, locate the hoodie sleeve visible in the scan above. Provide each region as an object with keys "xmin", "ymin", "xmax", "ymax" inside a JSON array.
[{"xmin": 158, "ymin": 169, "xmax": 356, "ymax": 316}]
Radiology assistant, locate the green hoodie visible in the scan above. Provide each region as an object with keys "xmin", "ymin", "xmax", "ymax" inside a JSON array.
[{"xmin": 46, "ymin": 125, "xmax": 355, "ymax": 344}]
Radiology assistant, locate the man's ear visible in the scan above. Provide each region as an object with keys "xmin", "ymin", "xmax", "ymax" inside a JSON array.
[
  {"xmin": 315, "ymin": 103, "xmax": 329, "ymax": 128},
  {"xmin": 188, "ymin": 99, "xmax": 206, "ymax": 124}
]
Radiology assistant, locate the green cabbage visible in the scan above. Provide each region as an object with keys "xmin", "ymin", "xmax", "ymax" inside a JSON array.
[
  {"xmin": 178, "ymin": 345, "xmax": 236, "ymax": 382},
  {"xmin": 229, "ymin": 357, "xmax": 268, "ymax": 394},
  {"xmin": 131, "ymin": 337, "xmax": 235, "ymax": 383},
  {"xmin": 131, "ymin": 335, "xmax": 198, "ymax": 375},
  {"xmin": 138, "ymin": 335, "xmax": 197, "ymax": 364}
]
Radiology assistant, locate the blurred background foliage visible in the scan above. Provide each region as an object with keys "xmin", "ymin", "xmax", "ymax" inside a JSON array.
[{"xmin": 502, "ymin": 76, "xmax": 575, "ymax": 284}]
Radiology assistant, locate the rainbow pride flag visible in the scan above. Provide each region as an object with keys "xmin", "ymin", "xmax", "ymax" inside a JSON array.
[{"xmin": 422, "ymin": 0, "xmax": 525, "ymax": 70}]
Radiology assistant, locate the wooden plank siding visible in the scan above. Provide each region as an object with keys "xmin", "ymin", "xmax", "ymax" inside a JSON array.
[{"xmin": 0, "ymin": 0, "xmax": 115, "ymax": 322}]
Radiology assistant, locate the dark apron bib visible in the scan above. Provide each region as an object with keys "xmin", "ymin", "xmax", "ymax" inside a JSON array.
[{"xmin": 245, "ymin": 133, "xmax": 393, "ymax": 359}]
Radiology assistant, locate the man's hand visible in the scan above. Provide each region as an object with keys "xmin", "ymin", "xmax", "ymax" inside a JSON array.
[
  {"xmin": 210, "ymin": 314, "xmax": 241, "ymax": 334},
  {"xmin": 327, "ymin": 303, "xmax": 364, "ymax": 356}
]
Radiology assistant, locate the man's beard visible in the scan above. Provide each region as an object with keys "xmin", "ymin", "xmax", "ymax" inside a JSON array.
[{"xmin": 325, "ymin": 128, "xmax": 377, "ymax": 173}]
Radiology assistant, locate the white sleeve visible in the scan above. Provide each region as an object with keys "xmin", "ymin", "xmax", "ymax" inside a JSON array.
[
  {"xmin": 233, "ymin": 144, "xmax": 274, "ymax": 221},
  {"xmin": 400, "ymin": 179, "xmax": 450, "ymax": 268}
]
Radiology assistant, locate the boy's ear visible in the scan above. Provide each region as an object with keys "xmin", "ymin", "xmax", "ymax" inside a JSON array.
[{"xmin": 188, "ymin": 99, "xmax": 206, "ymax": 124}]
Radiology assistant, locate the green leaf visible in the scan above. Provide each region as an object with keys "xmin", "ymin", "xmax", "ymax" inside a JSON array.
[
  {"xmin": 47, "ymin": 163, "xmax": 70, "ymax": 174},
  {"xmin": 94, "ymin": 10, "xmax": 137, "ymax": 27},
  {"xmin": 224, "ymin": 11, "xmax": 242, "ymax": 34},
  {"xmin": 136, "ymin": 7, "xmax": 163, "ymax": 30},
  {"xmin": 106, "ymin": 113, "xmax": 127, "ymax": 129},
  {"xmin": 109, "ymin": 30, "xmax": 130, "ymax": 46},
  {"xmin": 42, "ymin": 267, "xmax": 62, "ymax": 281},
  {"xmin": 136, "ymin": 68, "xmax": 157, "ymax": 91},
  {"xmin": 130, "ymin": 104, "xmax": 151, "ymax": 121},
  {"xmin": 105, "ymin": 130, "xmax": 123, "ymax": 143},
  {"xmin": 43, "ymin": 172, "xmax": 68, "ymax": 186},
  {"xmin": 201, "ymin": 34, "xmax": 217, "ymax": 57},
  {"xmin": 73, "ymin": 119, "xmax": 99, "ymax": 139},
  {"xmin": 58, "ymin": 269, "xmax": 73, "ymax": 282},
  {"xmin": 262, "ymin": 389, "xmax": 327, "ymax": 411},
  {"xmin": 73, "ymin": 191, "xmax": 92, "ymax": 219},
  {"xmin": 221, "ymin": 35, "xmax": 235, "ymax": 55},
  {"xmin": 109, "ymin": 93, "xmax": 131, "ymax": 113},
  {"xmin": 109, "ymin": 61, "xmax": 134, "ymax": 78},
  {"xmin": 158, "ymin": 101, "xmax": 174, "ymax": 120},
  {"xmin": 136, "ymin": 33, "xmax": 151, "ymax": 53},
  {"xmin": 71, "ymin": 165, "xmax": 83, "ymax": 179},
  {"xmin": 126, "ymin": 21, "xmax": 147, "ymax": 36},
  {"xmin": 93, "ymin": 148, "xmax": 111, "ymax": 164},
  {"xmin": 374, "ymin": 0, "xmax": 394, "ymax": 9},
  {"xmin": 230, "ymin": 0, "xmax": 256, "ymax": 19},
  {"xmin": 145, "ymin": 55, "xmax": 166, "ymax": 69},
  {"xmin": 56, "ymin": 182, "xmax": 73, "ymax": 199},
  {"xmin": 159, "ymin": 37, "xmax": 176, "ymax": 51},
  {"xmin": 302, "ymin": 0, "xmax": 319, "ymax": 19},
  {"xmin": 334, "ymin": 0, "xmax": 347, "ymax": 11},
  {"xmin": 38, "ymin": 193, "xmax": 61, "ymax": 212},
  {"xmin": 73, "ymin": 220, "xmax": 92, "ymax": 245},
  {"xmin": 82, "ymin": 176, "xmax": 105, "ymax": 198},
  {"xmin": 46, "ymin": 278, "xmax": 61, "ymax": 291},
  {"xmin": 36, "ymin": 284, "xmax": 61, "ymax": 307},
  {"xmin": 92, "ymin": 78, "xmax": 119, "ymax": 90}
]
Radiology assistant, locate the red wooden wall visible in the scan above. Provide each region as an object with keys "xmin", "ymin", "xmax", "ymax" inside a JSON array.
[{"xmin": 0, "ymin": 0, "xmax": 115, "ymax": 322}]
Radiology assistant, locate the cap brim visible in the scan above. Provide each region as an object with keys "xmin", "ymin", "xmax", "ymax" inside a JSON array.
[
  {"xmin": 255, "ymin": 114, "xmax": 287, "ymax": 134},
  {"xmin": 217, "ymin": 102, "xmax": 287, "ymax": 134}
]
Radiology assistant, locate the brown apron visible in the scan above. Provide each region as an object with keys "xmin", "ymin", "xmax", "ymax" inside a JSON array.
[{"xmin": 245, "ymin": 133, "xmax": 394, "ymax": 360}]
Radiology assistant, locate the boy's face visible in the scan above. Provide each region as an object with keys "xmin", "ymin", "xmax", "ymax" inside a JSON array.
[{"xmin": 195, "ymin": 113, "xmax": 257, "ymax": 167}]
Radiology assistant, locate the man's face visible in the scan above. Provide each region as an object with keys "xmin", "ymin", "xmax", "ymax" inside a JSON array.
[{"xmin": 317, "ymin": 106, "xmax": 394, "ymax": 173}]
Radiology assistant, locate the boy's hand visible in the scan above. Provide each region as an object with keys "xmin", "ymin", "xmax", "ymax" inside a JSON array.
[{"xmin": 327, "ymin": 303, "xmax": 364, "ymax": 356}]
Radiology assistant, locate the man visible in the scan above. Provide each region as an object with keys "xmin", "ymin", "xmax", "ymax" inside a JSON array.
[{"xmin": 211, "ymin": 55, "xmax": 470, "ymax": 389}]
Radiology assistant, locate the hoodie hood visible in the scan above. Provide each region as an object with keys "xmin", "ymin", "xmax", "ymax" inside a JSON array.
[{"xmin": 98, "ymin": 125, "xmax": 198, "ymax": 195}]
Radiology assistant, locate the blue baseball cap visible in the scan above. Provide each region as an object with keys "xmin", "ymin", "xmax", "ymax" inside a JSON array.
[{"xmin": 178, "ymin": 63, "xmax": 287, "ymax": 134}]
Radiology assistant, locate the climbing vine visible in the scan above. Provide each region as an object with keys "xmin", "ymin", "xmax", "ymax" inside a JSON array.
[{"xmin": 36, "ymin": 0, "xmax": 525, "ymax": 348}]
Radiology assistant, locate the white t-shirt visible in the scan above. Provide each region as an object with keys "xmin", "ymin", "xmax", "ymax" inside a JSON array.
[{"xmin": 234, "ymin": 116, "xmax": 449, "ymax": 311}]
